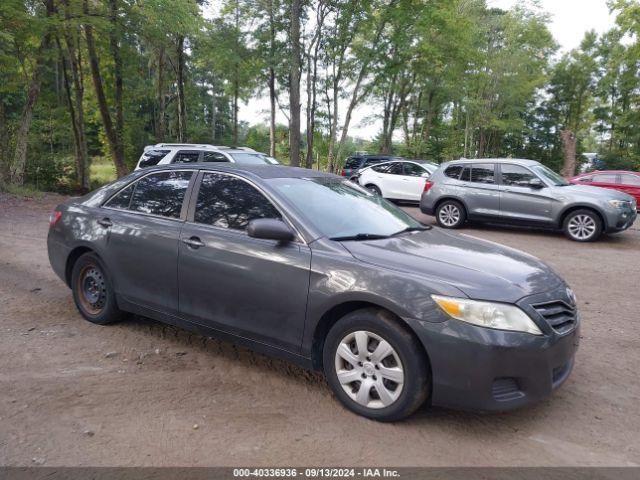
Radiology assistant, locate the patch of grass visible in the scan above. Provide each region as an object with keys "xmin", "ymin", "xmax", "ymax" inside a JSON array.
[
  {"xmin": 90, "ymin": 157, "xmax": 117, "ymax": 188},
  {"xmin": 0, "ymin": 182, "xmax": 45, "ymax": 199}
]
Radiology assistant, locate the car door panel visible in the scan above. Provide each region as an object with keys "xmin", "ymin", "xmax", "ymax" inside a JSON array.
[
  {"xmin": 177, "ymin": 172, "xmax": 311, "ymax": 353},
  {"xmin": 461, "ymin": 164, "xmax": 500, "ymax": 217},
  {"xmin": 100, "ymin": 170, "xmax": 194, "ymax": 314},
  {"xmin": 498, "ymin": 164, "xmax": 554, "ymax": 223}
]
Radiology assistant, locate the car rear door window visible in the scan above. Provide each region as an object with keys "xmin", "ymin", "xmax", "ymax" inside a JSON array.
[
  {"xmin": 139, "ymin": 149, "xmax": 170, "ymax": 168},
  {"xmin": 105, "ymin": 183, "xmax": 135, "ymax": 210},
  {"xmin": 194, "ymin": 173, "xmax": 281, "ymax": 231},
  {"xmin": 501, "ymin": 164, "xmax": 536, "ymax": 186},
  {"xmin": 592, "ymin": 173, "xmax": 618, "ymax": 184},
  {"xmin": 470, "ymin": 164, "xmax": 495, "ymax": 184},
  {"xmin": 444, "ymin": 165, "xmax": 463, "ymax": 179},
  {"xmin": 387, "ymin": 163, "xmax": 404, "ymax": 175},
  {"xmin": 129, "ymin": 171, "xmax": 193, "ymax": 218},
  {"xmin": 173, "ymin": 151, "xmax": 201, "ymax": 163},
  {"xmin": 202, "ymin": 151, "xmax": 228, "ymax": 162},
  {"xmin": 403, "ymin": 163, "xmax": 426, "ymax": 177},
  {"xmin": 620, "ymin": 174, "xmax": 640, "ymax": 186}
]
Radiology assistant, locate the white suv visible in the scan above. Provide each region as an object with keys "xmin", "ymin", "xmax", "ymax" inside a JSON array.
[{"xmin": 135, "ymin": 144, "xmax": 280, "ymax": 170}]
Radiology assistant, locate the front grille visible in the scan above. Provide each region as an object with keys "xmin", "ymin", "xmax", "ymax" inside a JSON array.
[{"xmin": 532, "ymin": 300, "xmax": 577, "ymax": 335}]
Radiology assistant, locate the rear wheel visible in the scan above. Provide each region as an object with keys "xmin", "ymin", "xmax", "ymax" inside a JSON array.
[
  {"xmin": 323, "ymin": 308, "xmax": 430, "ymax": 421},
  {"xmin": 71, "ymin": 252, "xmax": 122, "ymax": 325},
  {"xmin": 436, "ymin": 200, "xmax": 466, "ymax": 228},
  {"xmin": 365, "ymin": 184, "xmax": 382, "ymax": 196},
  {"xmin": 563, "ymin": 209, "xmax": 602, "ymax": 242}
]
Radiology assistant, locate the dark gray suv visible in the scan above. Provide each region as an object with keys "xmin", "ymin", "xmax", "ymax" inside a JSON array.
[
  {"xmin": 48, "ymin": 164, "xmax": 579, "ymax": 421},
  {"xmin": 421, "ymin": 158, "xmax": 637, "ymax": 241}
]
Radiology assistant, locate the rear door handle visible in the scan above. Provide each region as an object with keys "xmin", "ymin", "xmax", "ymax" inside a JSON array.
[
  {"xmin": 97, "ymin": 218, "xmax": 112, "ymax": 228},
  {"xmin": 182, "ymin": 236, "xmax": 204, "ymax": 249}
]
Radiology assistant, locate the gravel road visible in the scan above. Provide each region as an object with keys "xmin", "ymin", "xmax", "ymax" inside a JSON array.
[{"xmin": 1, "ymin": 193, "xmax": 639, "ymax": 467}]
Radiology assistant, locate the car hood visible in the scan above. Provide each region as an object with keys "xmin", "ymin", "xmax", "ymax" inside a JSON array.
[
  {"xmin": 341, "ymin": 228, "xmax": 563, "ymax": 303},
  {"xmin": 554, "ymin": 184, "xmax": 634, "ymax": 202}
]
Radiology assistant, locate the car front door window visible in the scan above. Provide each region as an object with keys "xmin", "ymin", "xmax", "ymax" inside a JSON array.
[
  {"xmin": 173, "ymin": 151, "xmax": 201, "ymax": 163},
  {"xmin": 501, "ymin": 165, "xmax": 536, "ymax": 186},
  {"xmin": 194, "ymin": 173, "xmax": 282, "ymax": 230}
]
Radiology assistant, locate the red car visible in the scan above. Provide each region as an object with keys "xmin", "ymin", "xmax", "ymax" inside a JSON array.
[{"xmin": 569, "ymin": 170, "xmax": 640, "ymax": 208}]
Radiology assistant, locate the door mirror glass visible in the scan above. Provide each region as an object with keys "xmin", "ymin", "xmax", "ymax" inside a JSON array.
[
  {"xmin": 529, "ymin": 178, "xmax": 544, "ymax": 189},
  {"xmin": 247, "ymin": 218, "xmax": 295, "ymax": 243}
]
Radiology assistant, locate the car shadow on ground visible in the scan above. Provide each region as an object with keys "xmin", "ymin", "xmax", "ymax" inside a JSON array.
[{"xmin": 120, "ymin": 312, "xmax": 556, "ymax": 428}]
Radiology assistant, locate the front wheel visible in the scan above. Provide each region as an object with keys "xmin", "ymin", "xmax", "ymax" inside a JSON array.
[
  {"xmin": 323, "ymin": 308, "xmax": 430, "ymax": 421},
  {"xmin": 436, "ymin": 200, "xmax": 466, "ymax": 228},
  {"xmin": 71, "ymin": 252, "xmax": 122, "ymax": 325},
  {"xmin": 563, "ymin": 209, "xmax": 602, "ymax": 242}
]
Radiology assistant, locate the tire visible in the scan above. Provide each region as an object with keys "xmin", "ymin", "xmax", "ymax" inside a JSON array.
[
  {"xmin": 71, "ymin": 252, "xmax": 122, "ymax": 325},
  {"xmin": 323, "ymin": 308, "xmax": 430, "ymax": 421},
  {"xmin": 562, "ymin": 209, "xmax": 603, "ymax": 242},
  {"xmin": 365, "ymin": 184, "xmax": 382, "ymax": 196},
  {"xmin": 435, "ymin": 200, "xmax": 466, "ymax": 228}
]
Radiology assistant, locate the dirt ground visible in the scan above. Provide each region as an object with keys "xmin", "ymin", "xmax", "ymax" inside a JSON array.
[{"xmin": 1, "ymin": 193, "xmax": 639, "ymax": 467}]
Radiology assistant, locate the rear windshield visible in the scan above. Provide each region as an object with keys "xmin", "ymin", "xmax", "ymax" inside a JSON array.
[{"xmin": 139, "ymin": 149, "xmax": 170, "ymax": 168}]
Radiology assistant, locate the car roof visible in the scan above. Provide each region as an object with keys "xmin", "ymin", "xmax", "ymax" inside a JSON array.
[
  {"xmin": 146, "ymin": 163, "xmax": 339, "ymax": 180},
  {"xmin": 443, "ymin": 158, "xmax": 541, "ymax": 167}
]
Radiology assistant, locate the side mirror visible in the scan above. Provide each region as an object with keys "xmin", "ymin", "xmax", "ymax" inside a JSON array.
[
  {"xmin": 421, "ymin": 172, "xmax": 430, "ymax": 178},
  {"xmin": 529, "ymin": 178, "xmax": 545, "ymax": 189},
  {"xmin": 247, "ymin": 218, "xmax": 295, "ymax": 243}
]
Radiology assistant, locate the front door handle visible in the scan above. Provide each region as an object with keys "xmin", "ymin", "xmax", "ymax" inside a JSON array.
[
  {"xmin": 97, "ymin": 218, "xmax": 112, "ymax": 228},
  {"xmin": 182, "ymin": 236, "xmax": 204, "ymax": 249}
]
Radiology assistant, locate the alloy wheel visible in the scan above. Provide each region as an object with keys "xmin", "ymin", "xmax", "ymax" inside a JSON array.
[
  {"xmin": 439, "ymin": 204, "xmax": 460, "ymax": 227},
  {"xmin": 567, "ymin": 214, "xmax": 597, "ymax": 240},
  {"xmin": 334, "ymin": 330, "xmax": 404, "ymax": 409}
]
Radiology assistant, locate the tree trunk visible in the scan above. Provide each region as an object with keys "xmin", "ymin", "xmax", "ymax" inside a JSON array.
[
  {"xmin": 10, "ymin": 0, "xmax": 54, "ymax": 185},
  {"xmin": 157, "ymin": 46, "xmax": 166, "ymax": 142},
  {"xmin": 269, "ymin": 67, "xmax": 276, "ymax": 157},
  {"xmin": 289, "ymin": 0, "xmax": 301, "ymax": 167},
  {"xmin": 84, "ymin": 0, "xmax": 127, "ymax": 177},
  {"xmin": 560, "ymin": 129, "xmax": 577, "ymax": 177},
  {"xmin": 176, "ymin": 35, "xmax": 187, "ymax": 142},
  {"xmin": 0, "ymin": 101, "xmax": 8, "ymax": 184},
  {"xmin": 268, "ymin": 0, "xmax": 277, "ymax": 158},
  {"xmin": 110, "ymin": 0, "xmax": 124, "ymax": 174}
]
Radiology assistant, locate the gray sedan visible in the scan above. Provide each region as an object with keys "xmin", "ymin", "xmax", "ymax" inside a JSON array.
[{"xmin": 48, "ymin": 164, "xmax": 579, "ymax": 420}]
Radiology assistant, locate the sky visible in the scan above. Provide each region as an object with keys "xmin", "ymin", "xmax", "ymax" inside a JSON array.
[{"xmin": 238, "ymin": 0, "xmax": 618, "ymax": 141}]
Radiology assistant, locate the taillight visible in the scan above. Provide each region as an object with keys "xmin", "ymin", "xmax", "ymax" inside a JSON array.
[
  {"xmin": 49, "ymin": 210, "xmax": 62, "ymax": 226},
  {"xmin": 423, "ymin": 180, "xmax": 434, "ymax": 193},
  {"xmin": 341, "ymin": 169, "xmax": 347, "ymax": 176}
]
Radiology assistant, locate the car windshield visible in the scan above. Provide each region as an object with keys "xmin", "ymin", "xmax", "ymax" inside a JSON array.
[
  {"xmin": 229, "ymin": 153, "xmax": 272, "ymax": 165},
  {"xmin": 269, "ymin": 178, "xmax": 423, "ymax": 240},
  {"xmin": 531, "ymin": 164, "xmax": 569, "ymax": 186}
]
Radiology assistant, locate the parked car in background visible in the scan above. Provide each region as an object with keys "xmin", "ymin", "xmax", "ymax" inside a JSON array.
[
  {"xmin": 569, "ymin": 171, "xmax": 640, "ymax": 209},
  {"xmin": 357, "ymin": 160, "xmax": 438, "ymax": 202},
  {"xmin": 421, "ymin": 158, "xmax": 637, "ymax": 242},
  {"xmin": 341, "ymin": 154, "xmax": 401, "ymax": 178},
  {"xmin": 135, "ymin": 144, "xmax": 278, "ymax": 170},
  {"xmin": 48, "ymin": 164, "xmax": 579, "ymax": 420}
]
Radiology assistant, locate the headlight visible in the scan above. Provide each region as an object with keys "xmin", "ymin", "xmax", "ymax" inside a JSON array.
[
  {"xmin": 432, "ymin": 295, "xmax": 543, "ymax": 335},
  {"xmin": 608, "ymin": 199, "xmax": 629, "ymax": 209}
]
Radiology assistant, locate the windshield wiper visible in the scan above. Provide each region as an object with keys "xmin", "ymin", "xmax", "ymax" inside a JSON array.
[
  {"xmin": 391, "ymin": 225, "xmax": 432, "ymax": 237},
  {"xmin": 329, "ymin": 233, "xmax": 391, "ymax": 241}
]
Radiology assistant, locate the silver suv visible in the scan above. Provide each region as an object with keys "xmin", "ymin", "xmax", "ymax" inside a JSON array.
[{"xmin": 421, "ymin": 158, "xmax": 637, "ymax": 241}]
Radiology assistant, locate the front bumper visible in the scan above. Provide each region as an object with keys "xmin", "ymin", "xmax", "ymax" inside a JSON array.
[
  {"xmin": 406, "ymin": 289, "xmax": 580, "ymax": 412},
  {"xmin": 605, "ymin": 205, "xmax": 637, "ymax": 232}
]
